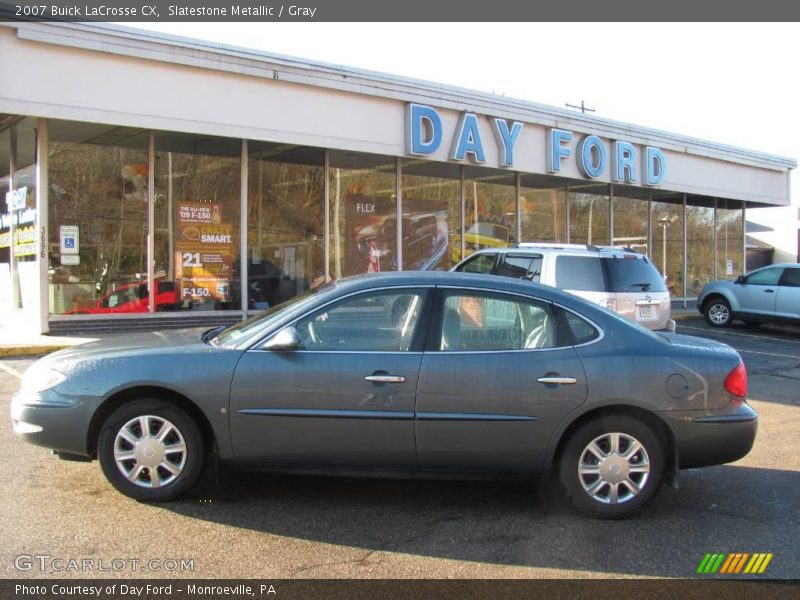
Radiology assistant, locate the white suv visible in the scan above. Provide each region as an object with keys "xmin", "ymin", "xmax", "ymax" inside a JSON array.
[{"xmin": 452, "ymin": 243, "xmax": 674, "ymax": 331}]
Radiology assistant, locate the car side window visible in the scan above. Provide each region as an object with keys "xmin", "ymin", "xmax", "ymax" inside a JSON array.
[
  {"xmin": 779, "ymin": 268, "xmax": 800, "ymax": 287},
  {"xmin": 439, "ymin": 292, "xmax": 556, "ymax": 351},
  {"xmin": 563, "ymin": 311, "xmax": 600, "ymax": 345},
  {"xmin": 555, "ymin": 256, "xmax": 605, "ymax": 291},
  {"xmin": 295, "ymin": 289, "xmax": 426, "ymax": 352},
  {"xmin": 497, "ymin": 254, "xmax": 542, "ymax": 281},
  {"xmin": 744, "ymin": 267, "xmax": 783, "ymax": 286},
  {"xmin": 456, "ymin": 253, "xmax": 497, "ymax": 274}
]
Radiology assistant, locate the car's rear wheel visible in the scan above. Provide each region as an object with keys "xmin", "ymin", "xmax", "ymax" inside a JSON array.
[
  {"xmin": 704, "ymin": 297, "xmax": 732, "ymax": 327},
  {"xmin": 558, "ymin": 416, "xmax": 664, "ymax": 519},
  {"xmin": 98, "ymin": 399, "xmax": 204, "ymax": 502}
]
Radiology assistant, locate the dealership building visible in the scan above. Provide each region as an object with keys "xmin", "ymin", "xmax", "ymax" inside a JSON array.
[{"xmin": 0, "ymin": 22, "xmax": 795, "ymax": 334}]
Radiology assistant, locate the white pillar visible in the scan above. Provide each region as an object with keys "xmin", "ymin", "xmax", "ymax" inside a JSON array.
[{"xmin": 35, "ymin": 118, "xmax": 49, "ymax": 334}]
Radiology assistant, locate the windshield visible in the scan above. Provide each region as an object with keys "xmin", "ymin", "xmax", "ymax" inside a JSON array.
[
  {"xmin": 212, "ymin": 283, "xmax": 333, "ymax": 348},
  {"xmin": 603, "ymin": 257, "xmax": 667, "ymax": 293}
]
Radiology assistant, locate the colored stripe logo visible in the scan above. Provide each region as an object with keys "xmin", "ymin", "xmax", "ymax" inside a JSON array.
[{"xmin": 696, "ymin": 553, "xmax": 773, "ymax": 574}]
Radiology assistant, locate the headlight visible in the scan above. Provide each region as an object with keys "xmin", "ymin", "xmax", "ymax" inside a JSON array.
[{"xmin": 20, "ymin": 367, "xmax": 67, "ymax": 394}]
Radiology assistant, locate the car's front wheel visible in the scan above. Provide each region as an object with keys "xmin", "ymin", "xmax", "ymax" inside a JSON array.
[
  {"xmin": 704, "ymin": 297, "xmax": 733, "ymax": 327},
  {"xmin": 98, "ymin": 399, "xmax": 205, "ymax": 502},
  {"xmin": 559, "ymin": 416, "xmax": 664, "ymax": 519}
]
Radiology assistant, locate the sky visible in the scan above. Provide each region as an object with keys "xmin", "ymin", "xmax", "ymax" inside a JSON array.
[{"xmin": 124, "ymin": 22, "xmax": 799, "ymax": 253}]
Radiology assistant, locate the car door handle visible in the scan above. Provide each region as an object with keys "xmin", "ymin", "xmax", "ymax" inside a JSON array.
[
  {"xmin": 364, "ymin": 374, "xmax": 406, "ymax": 383},
  {"xmin": 537, "ymin": 376, "xmax": 577, "ymax": 385},
  {"xmin": 764, "ymin": 289, "xmax": 775, "ymax": 293}
]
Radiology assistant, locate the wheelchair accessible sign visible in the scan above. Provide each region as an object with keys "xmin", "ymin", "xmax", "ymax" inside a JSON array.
[{"xmin": 60, "ymin": 225, "xmax": 80, "ymax": 265}]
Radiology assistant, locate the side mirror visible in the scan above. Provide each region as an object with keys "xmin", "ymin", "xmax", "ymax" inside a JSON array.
[
  {"xmin": 734, "ymin": 275, "xmax": 744, "ymax": 284},
  {"xmin": 263, "ymin": 326, "xmax": 301, "ymax": 352}
]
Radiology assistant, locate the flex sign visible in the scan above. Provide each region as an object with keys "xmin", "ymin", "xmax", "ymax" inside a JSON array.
[{"xmin": 405, "ymin": 103, "xmax": 666, "ymax": 186}]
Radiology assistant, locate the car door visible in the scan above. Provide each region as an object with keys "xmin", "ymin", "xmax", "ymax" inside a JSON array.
[
  {"xmin": 734, "ymin": 266, "xmax": 783, "ymax": 315},
  {"xmin": 229, "ymin": 287, "xmax": 429, "ymax": 467},
  {"xmin": 415, "ymin": 288, "xmax": 588, "ymax": 472},
  {"xmin": 776, "ymin": 267, "xmax": 800, "ymax": 320}
]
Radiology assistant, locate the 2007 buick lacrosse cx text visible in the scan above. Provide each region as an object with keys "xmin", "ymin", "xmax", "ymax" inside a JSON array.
[{"xmin": 11, "ymin": 272, "xmax": 757, "ymax": 519}]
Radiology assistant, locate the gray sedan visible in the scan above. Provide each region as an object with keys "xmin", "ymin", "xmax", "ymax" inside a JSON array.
[{"xmin": 11, "ymin": 272, "xmax": 757, "ymax": 519}]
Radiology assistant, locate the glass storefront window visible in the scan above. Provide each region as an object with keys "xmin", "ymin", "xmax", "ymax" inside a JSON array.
[
  {"xmin": 686, "ymin": 197, "xmax": 716, "ymax": 296},
  {"xmin": 459, "ymin": 168, "xmax": 515, "ymax": 264},
  {"xmin": 520, "ymin": 174, "xmax": 566, "ymax": 243},
  {"xmin": 329, "ymin": 151, "xmax": 396, "ymax": 278},
  {"xmin": 612, "ymin": 186, "xmax": 649, "ymax": 255},
  {"xmin": 652, "ymin": 193, "xmax": 684, "ymax": 298},
  {"xmin": 0, "ymin": 125, "xmax": 10, "ymax": 315},
  {"xmin": 154, "ymin": 133, "xmax": 241, "ymax": 312},
  {"xmin": 11, "ymin": 117, "xmax": 39, "ymax": 309},
  {"xmin": 716, "ymin": 199, "xmax": 744, "ymax": 280},
  {"xmin": 247, "ymin": 142, "xmax": 325, "ymax": 310},
  {"xmin": 569, "ymin": 184, "xmax": 609, "ymax": 245},
  {"xmin": 48, "ymin": 120, "xmax": 149, "ymax": 315},
  {"xmin": 401, "ymin": 159, "xmax": 460, "ymax": 269}
]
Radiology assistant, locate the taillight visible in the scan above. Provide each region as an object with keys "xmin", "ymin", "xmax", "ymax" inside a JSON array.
[{"xmin": 723, "ymin": 362, "xmax": 747, "ymax": 399}]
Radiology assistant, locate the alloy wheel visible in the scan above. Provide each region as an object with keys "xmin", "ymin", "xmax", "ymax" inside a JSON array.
[
  {"xmin": 708, "ymin": 303, "xmax": 730, "ymax": 326},
  {"xmin": 577, "ymin": 432, "xmax": 650, "ymax": 505}
]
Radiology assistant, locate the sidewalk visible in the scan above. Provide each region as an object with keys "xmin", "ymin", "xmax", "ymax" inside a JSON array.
[{"xmin": 0, "ymin": 324, "xmax": 99, "ymax": 357}]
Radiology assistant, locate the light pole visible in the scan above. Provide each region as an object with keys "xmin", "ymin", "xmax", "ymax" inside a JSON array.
[{"xmin": 657, "ymin": 214, "xmax": 677, "ymax": 280}]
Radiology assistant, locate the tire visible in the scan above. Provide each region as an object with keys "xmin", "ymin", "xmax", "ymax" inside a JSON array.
[
  {"xmin": 558, "ymin": 415, "xmax": 665, "ymax": 519},
  {"xmin": 98, "ymin": 399, "xmax": 205, "ymax": 502},
  {"xmin": 704, "ymin": 297, "xmax": 732, "ymax": 327}
]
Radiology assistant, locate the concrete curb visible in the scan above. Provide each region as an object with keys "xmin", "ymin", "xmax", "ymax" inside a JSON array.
[
  {"xmin": 0, "ymin": 345, "xmax": 71, "ymax": 358},
  {"xmin": 673, "ymin": 314, "xmax": 700, "ymax": 321}
]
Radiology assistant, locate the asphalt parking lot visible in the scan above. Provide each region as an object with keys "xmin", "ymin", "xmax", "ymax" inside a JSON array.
[{"xmin": 1, "ymin": 317, "xmax": 798, "ymax": 579}]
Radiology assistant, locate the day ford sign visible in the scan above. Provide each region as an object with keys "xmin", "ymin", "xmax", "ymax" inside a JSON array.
[{"xmin": 405, "ymin": 103, "xmax": 666, "ymax": 186}]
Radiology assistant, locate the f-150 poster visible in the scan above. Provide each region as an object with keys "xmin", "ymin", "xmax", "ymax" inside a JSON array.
[{"xmin": 175, "ymin": 202, "xmax": 234, "ymax": 305}]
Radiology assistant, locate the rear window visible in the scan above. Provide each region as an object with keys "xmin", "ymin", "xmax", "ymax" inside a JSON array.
[
  {"xmin": 603, "ymin": 257, "xmax": 667, "ymax": 293},
  {"xmin": 555, "ymin": 256, "xmax": 605, "ymax": 291}
]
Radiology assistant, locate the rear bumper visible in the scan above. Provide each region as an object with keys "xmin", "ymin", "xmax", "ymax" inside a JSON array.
[{"xmin": 659, "ymin": 403, "xmax": 758, "ymax": 469}]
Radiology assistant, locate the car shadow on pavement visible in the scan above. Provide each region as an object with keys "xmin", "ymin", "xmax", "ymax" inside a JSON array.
[{"xmin": 161, "ymin": 463, "xmax": 800, "ymax": 578}]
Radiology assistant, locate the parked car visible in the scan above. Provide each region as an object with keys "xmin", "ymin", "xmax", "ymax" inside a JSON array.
[
  {"xmin": 452, "ymin": 244, "xmax": 674, "ymax": 331},
  {"xmin": 67, "ymin": 280, "xmax": 177, "ymax": 314},
  {"xmin": 12, "ymin": 272, "xmax": 756, "ymax": 518},
  {"xmin": 698, "ymin": 263, "xmax": 800, "ymax": 327},
  {"xmin": 450, "ymin": 222, "xmax": 511, "ymax": 264}
]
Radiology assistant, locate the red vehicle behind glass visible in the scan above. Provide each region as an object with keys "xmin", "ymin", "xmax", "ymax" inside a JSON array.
[{"xmin": 69, "ymin": 281, "xmax": 177, "ymax": 314}]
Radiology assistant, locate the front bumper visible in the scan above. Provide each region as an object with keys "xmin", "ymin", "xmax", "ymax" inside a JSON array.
[
  {"xmin": 10, "ymin": 388, "xmax": 94, "ymax": 457},
  {"xmin": 659, "ymin": 402, "xmax": 758, "ymax": 469}
]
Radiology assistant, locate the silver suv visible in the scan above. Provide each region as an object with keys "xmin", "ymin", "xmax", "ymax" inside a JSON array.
[
  {"xmin": 698, "ymin": 263, "xmax": 800, "ymax": 327},
  {"xmin": 452, "ymin": 243, "xmax": 674, "ymax": 331}
]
